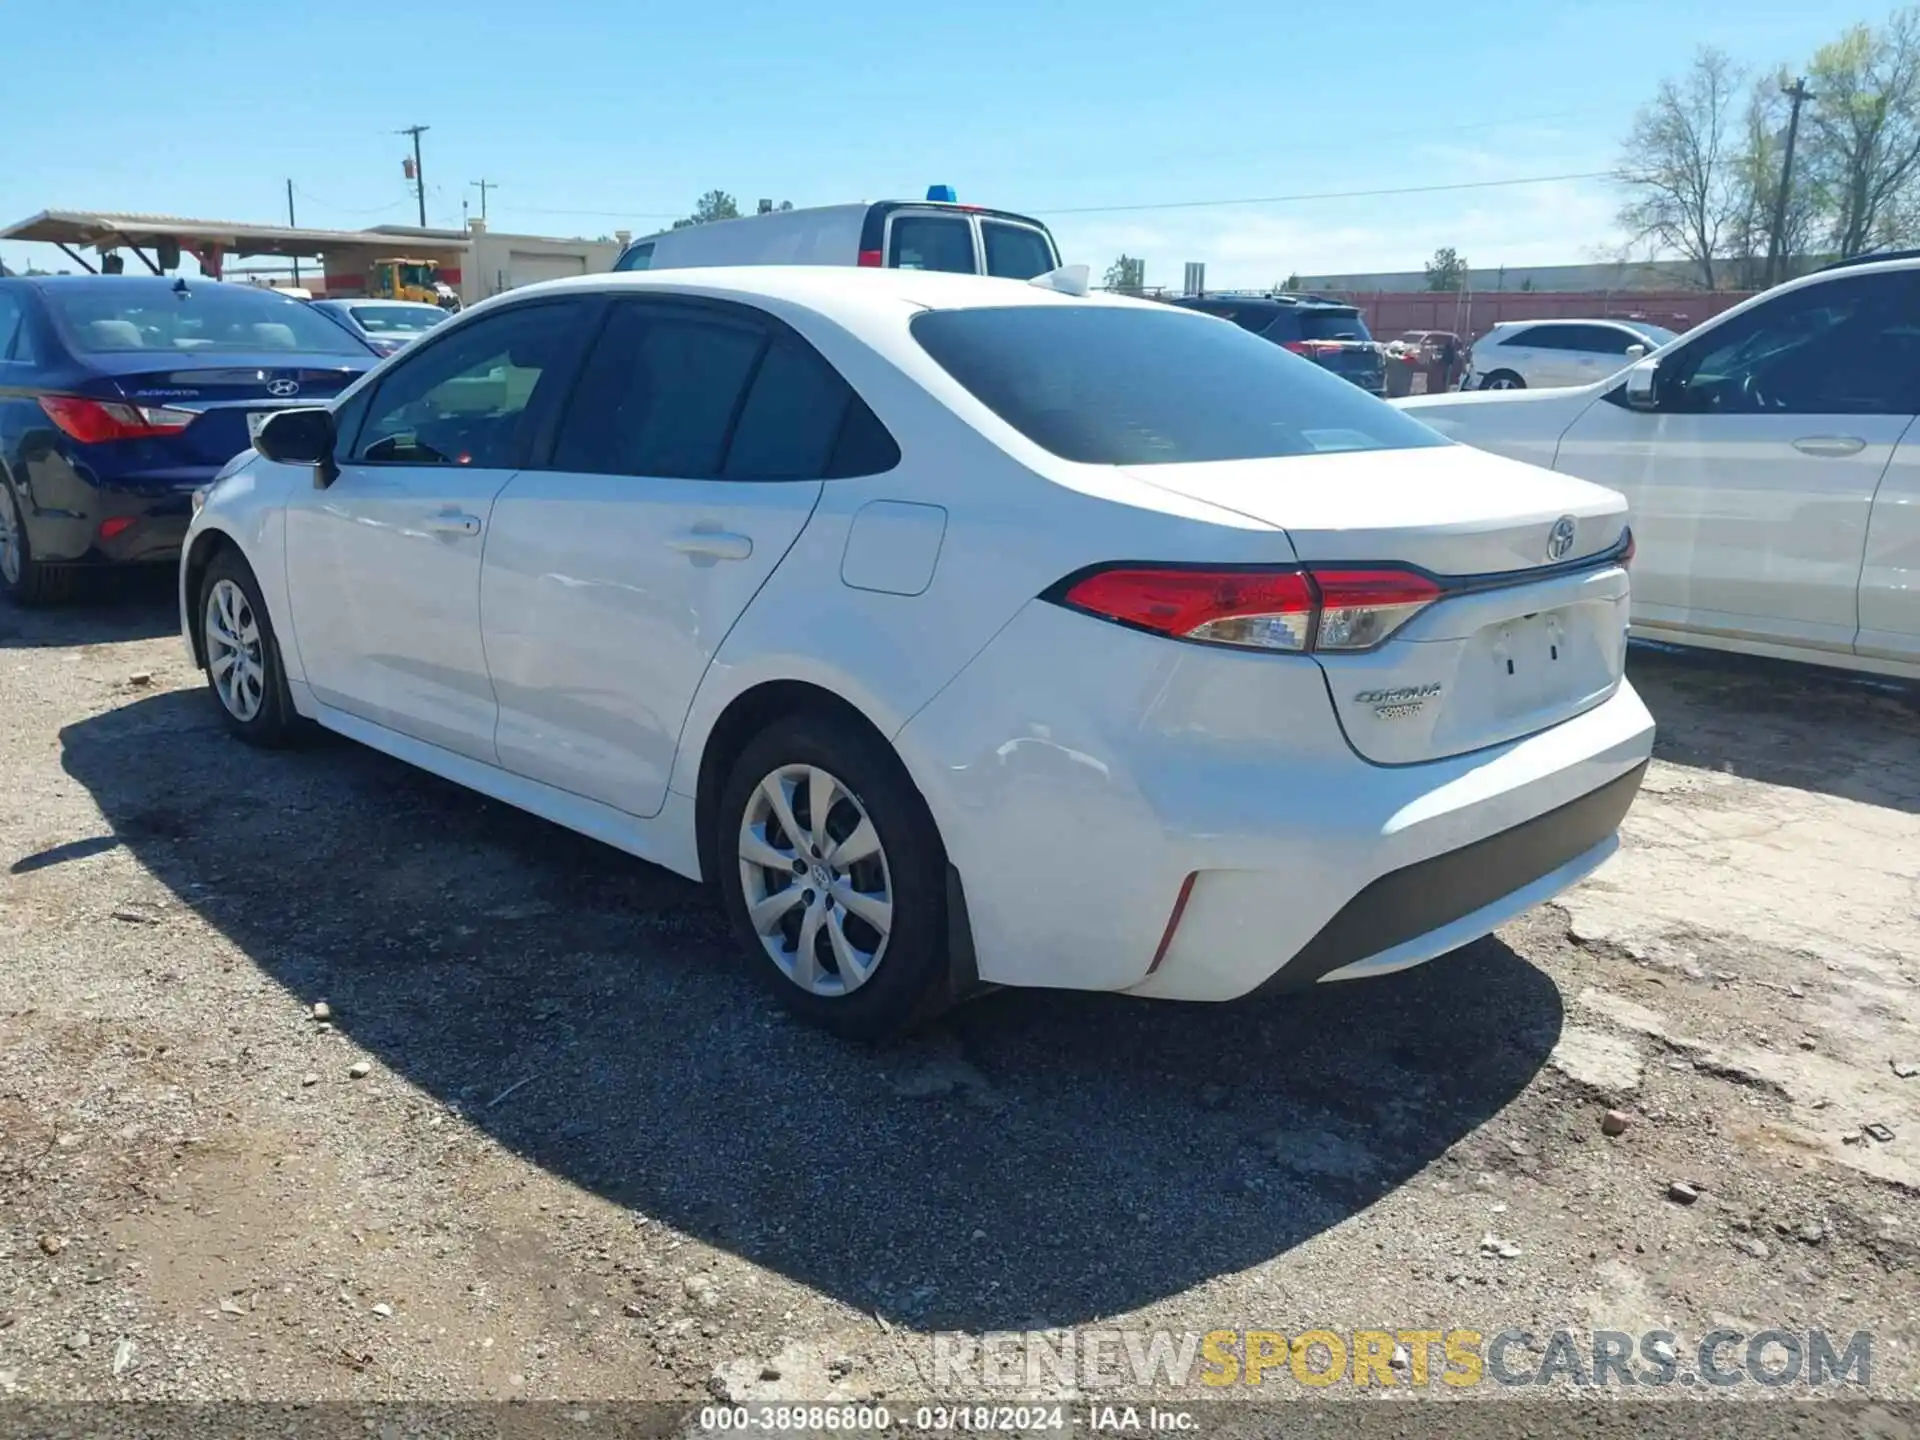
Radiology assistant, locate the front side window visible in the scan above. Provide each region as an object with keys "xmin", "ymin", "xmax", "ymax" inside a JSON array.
[
  {"xmin": 614, "ymin": 242, "xmax": 655, "ymax": 273},
  {"xmin": 888, "ymin": 216, "xmax": 976, "ymax": 274},
  {"xmin": 1566, "ymin": 325, "xmax": 1637, "ymax": 355},
  {"xmin": 1657, "ymin": 272, "xmax": 1920, "ymax": 416},
  {"xmin": 353, "ymin": 302, "xmax": 583, "ymax": 467},
  {"xmin": 912, "ymin": 304, "xmax": 1450, "ymax": 465},
  {"xmin": 44, "ymin": 282, "xmax": 369, "ymax": 356},
  {"xmin": 981, "ymin": 222, "xmax": 1056, "ymax": 280}
]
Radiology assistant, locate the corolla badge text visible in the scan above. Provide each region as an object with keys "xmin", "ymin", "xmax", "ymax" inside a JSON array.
[{"xmin": 1355, "ymin": 682, "xmax": 1442, "ymax": 720}]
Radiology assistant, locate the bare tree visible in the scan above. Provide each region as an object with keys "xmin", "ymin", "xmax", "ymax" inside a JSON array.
[
  {"xmin": 1617, "ymin": 47, "xmax": 1747, "ymax": 289},
  {"xmin": 1805, "ymin": 11, "xmax": 1920, "ymax": 256}
]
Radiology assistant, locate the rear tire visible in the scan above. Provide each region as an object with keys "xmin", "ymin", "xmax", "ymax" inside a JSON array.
[
  {"xmin": 717, "ymin": 712, "xmax": 952, "ymax": 1041},
  {"xmin": 198, "ymin": 549, "xmax": 300, "ymax": 747},
  {"xmin": 0, "ymin": 480, "xmax": 75, "ymax": 606},
  {"xmin": 1480, "ymin": 369, "xmax": 1526, "ymax": 391}
]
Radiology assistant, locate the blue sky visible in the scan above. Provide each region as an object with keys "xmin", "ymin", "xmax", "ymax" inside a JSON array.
[{"xmin": 0, "ymin": 0, "xmax": 1857, "ymax": 289}]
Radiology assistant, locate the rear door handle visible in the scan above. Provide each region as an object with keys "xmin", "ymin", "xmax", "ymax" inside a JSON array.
[
  {"xmin": 425, "ymin": 511, "xmax": 482, "ymax": 536},
  {"xmin": 668, "ymin": 530, "xmax": 753, "ymax": 561},
  {"xmin": 1793, "ymin": 435, "xmax": 1867, "ymax": 458}
]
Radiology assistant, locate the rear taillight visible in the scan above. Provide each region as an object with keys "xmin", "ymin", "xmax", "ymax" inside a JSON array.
[
  {"xmin": 857, "ymin": 248, "xmax": 883, "ymax": 268},
  {"xmin": 1056, "ymin": 565, "xmax": 1439, "ymax": 653},
  {"xmin": 39, "ymin": 396, "xmax": 197, "ymax": 444},
  {"xmin": 1311, "ymin": 568, "xmax": 1443, "ymax": 651}
]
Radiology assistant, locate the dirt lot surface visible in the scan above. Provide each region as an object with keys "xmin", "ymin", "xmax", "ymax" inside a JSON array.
[{"xmin": 0, "ymin": 581, "xmax": 1916, "ymax": 1423}]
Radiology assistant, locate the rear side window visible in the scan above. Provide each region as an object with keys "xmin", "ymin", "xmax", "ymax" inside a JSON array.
[
  {"xmin": 553, "ymin": 305, "xmax": 763, "ymax": 477},
  {"xmin": 614, "ymin": 242, "xmax": 655, "ymax": 273},
  {"xmin": 1298, "ymin": 309, "xmax": 1371, "ymax": 342},
  {"xmin": 912, "ymin": 304, "xmax": 1448, "ymax": 465},
  {"xmin": 889, "ymin": 216, "xmax": 975, "ymax": 274},
  {"xmin": 981, "ymin": 222, "xmax": 1056, "ymax": 280},
  {"xmin": 553, "ymin": 302, "xmax": 901, "ymax": 480},
  {"xmin": 723, "ymin": 339, "xmax": 848, "ymax": 480}
]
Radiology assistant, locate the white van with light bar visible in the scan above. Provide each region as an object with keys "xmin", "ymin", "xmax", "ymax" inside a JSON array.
[{"xmin": 611, "ymin": 187, "xmax": 1063, "ymax": 279}]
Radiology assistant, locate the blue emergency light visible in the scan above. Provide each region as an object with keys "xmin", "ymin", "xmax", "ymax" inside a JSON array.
[{"xmin": 927, "ymin": 185, "xmax": 958, "ymax": 203}]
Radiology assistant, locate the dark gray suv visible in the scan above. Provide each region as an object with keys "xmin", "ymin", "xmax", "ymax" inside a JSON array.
[{"xmin": 1168, "ymin": 293, "xmax": 1386, "ymax": 396}]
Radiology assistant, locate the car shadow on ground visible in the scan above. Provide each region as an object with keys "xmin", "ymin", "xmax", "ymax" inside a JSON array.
[
  {"xmin": 0, "ymin": 569, "xmax": 180, "ymax": 650},
  {"xmin": 1627, "ymin": 641, "xmax": 1920, "ymax": 814},
  {"xmin": 55, "ymin": 685, "xmax": 1564, "ymax": 1333}
]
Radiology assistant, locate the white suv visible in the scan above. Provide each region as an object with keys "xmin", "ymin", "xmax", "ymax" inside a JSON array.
[
  {"xmin": 1398, "ymin": 256, "xmax": 1920, "ymax": 680},
  {"xmin": 1468, "ymin": 318, "xmax": 1680, "ymax": 390}
]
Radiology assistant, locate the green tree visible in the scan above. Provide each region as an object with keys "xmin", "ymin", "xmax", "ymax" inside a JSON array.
[
  {"xmin": 673, "ymin": 190, "xmax": 741, "ymax": 230},
  {"xmin": 1616, "ymin": 46, "xmax": 1746, "ymax": 288},
  {"xmin": 1103, "ymin": 254, "xmax": 1145, "ymax": 292},
  {"xmin": 1279, "ymin": 271, "xmax": 1304, "ymax": 290},
  {"xmin": 1423, "ymin": 246, "xmax": 1469, "ymax": 291},
  {"xmin": 1805, "ymin": 12, "xmax": 1920, "ymax": 256}
]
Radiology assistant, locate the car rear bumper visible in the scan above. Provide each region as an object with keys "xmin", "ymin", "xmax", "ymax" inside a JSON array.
[
  {"xmin": 894, "ymin": 600, "xmax": 1655, "ymax": 1000},
  {"xmin": 20, "ymin": 457, "xmax": 213, "ymax": 565}
]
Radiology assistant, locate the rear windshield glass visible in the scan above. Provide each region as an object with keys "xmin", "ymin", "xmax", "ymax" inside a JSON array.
[
  {"xmin": 1298, "ymin": 309, "xmax": 1371, "ymax": 341},
  {"xmin": 350, "ymin": 304, "xmax": 448, "ymax": 335},
  {"xmin": 911, "ymin": 305, "xmax": 1448, "ymax": 465},
  {"xmin": 981, "ymin": 222, "xmax": 1056, "ymax": 280},
  {"xmin": 47, "ymin": 283, "xmax": 370, "ymax": 356}
]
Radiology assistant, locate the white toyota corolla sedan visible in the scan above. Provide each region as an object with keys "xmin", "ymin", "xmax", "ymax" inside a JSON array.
[{"xmin": 181, "ymin": 265, "xmax": 1654, "ymax": 1039}]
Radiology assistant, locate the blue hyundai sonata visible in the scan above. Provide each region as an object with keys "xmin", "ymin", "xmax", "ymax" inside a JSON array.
[{"xmin": 0, "ymin": 275, "xmax": 378, "ymax": 603}]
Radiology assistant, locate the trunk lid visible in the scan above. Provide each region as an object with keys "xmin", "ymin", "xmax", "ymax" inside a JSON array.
[
  {"xmin": 1123, "ymin": 444, "xmax": 1632, "ymax": 764},
  {"xmin": 87, "ymin": 355, "xmax": 372, "ymax": 470}
]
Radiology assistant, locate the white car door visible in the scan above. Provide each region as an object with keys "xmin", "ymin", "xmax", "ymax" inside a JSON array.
[
  {"xmin": 1553, "ymin": 268, "xmax": 1920, "ymax": 653},
  {"xmin": 282, "ymin": 298, "xmax": 592, "ymax": 762},
  {"xmin": 480, "ymin": 297, "xmax": 894, "ymax": 817},
  {"xmin": 1858, "ymin": 426, "xmax": 1920, "ymax": 667}
]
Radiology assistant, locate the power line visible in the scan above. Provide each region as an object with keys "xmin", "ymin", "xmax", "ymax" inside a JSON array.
[
  {"xmin": 1033, "ymin": 170, "xmax": 1615, "ymax": 217},
  {"xmin": 292, "ymin": 185, "xmax": 410, "ymax": 217}
]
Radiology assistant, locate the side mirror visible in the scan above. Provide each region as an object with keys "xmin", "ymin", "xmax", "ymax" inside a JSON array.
[
  {"xmin": 1622, "ymin": 357, "xmax": 1661, "ymax": 411},
  {"xmin": 1624, "ymin": 342, "xmax": 1648, "ymax": 361},
  {"xmin": 254, "ymin": 407, "xmax": 339, "ymax": 487}
]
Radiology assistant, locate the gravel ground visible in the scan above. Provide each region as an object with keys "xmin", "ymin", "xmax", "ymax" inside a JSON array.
[{"xmin": 0, "ymin": 576, "xmax": 1916, "ymax": 1422}]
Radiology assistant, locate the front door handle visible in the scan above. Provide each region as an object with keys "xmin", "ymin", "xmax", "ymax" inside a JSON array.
[
  {"xmin": 667, "ymin": 530, "xmax": 753, "ymax": 561},
  {"xmin": 424, "ymin": 511, "xmax": 482, "ymax": 536},
  {"xmin": 1792, "ymin": 435, "xmax": 1867, "ymax": 458}
]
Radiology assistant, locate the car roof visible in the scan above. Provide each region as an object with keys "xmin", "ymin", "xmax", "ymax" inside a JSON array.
[{"xmin": 481, "ymin": 265, "xmax": 1162, "ymax": 326}]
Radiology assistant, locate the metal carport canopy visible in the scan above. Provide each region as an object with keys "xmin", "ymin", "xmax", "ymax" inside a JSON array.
[{"xmin": 0, "ymin": 211, "xmax": 469, "ymax": 275}]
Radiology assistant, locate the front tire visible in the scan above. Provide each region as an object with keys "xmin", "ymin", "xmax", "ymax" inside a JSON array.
[
  {"xmin": 199, "ymin": 550, "xmax": 300, "ymax": 747},
  {"xmin": 0, "ymin": 480, "xmax": 74, "ymax": 606},
  {"xmin": 717, "ymin": 712, "xmax": 952, "ymax": 1041},
  {"xmin": 1480, "ymin": 369, "xmax": 1526, "ymax": 391}
]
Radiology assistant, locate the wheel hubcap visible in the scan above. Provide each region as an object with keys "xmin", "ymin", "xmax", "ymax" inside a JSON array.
[
  {"xmin": 0, "ymin": 490, "xmax": 20, "ymax": 587},
  {"xmin": 738, "ymin": 763, "xmax": 892, "ymax": 998},
  {"xmin": 205, "ymin": 578, "xmax": 266, "ymax": 722}
]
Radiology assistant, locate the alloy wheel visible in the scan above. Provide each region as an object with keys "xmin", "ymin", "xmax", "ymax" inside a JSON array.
[
  {"xmin": 205, "ymin": 578, "xmax": 266, "ymax": 722},
  {"xmin": 737, "ymin": 763, "xmax": 893, "ymax": 997}
]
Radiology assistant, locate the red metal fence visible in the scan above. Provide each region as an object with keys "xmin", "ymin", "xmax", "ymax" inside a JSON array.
[{"xmin": 1331, "ymin": 288, "xmax": 1753, "ymax": 341}]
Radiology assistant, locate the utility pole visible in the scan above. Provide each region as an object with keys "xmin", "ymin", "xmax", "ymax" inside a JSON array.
[
  {"xmin": 397, "ymin": 124, "xmax": 430, "ymax": 227},
  {"xmin": 468, "ymin": 178, "xmax": 498, "ymax": 224},
  {"xmin": 286, "ymin": 179, "xmax": 300, "ymax": 286},
  {"xmin": 1763, "ymin": 78, "xmax": 1814, "ymax": 289}
]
